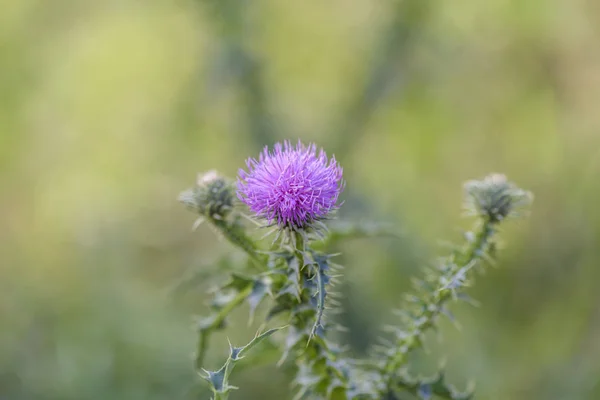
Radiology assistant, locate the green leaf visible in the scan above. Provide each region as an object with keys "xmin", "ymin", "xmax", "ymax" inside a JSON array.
[
  {"xmin": 202, "ymin": 326, "xmax": 287, "ymax": 400},
  {"xmin": 328, "ymin": 385, "xmax": 348, "ymax": 400},
  {"xmin": 395, "ymin": 370, "xmax": 475, "ymax": 400},
  {"xmin": 309, "ymin": 252, "xmax": 333, "ymax": 340},
  {"xmin": 237, "ymin": 326, "xmax": 287, "ymax": 359},
  {"xmin": 201, "ymin": 364, "xmax": 228, "ymax": 392},
  {"xmin": 195, "ymin": 283, "xmax": 253, "ymax": 370},
  {"xmin": 222, "ymin": 273, "xmax": 254, "ymax": 291}
]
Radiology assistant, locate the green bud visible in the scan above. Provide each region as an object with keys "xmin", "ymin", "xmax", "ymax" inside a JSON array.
[
  {"xmin": 179, "ymin": 170, "xmax": 235, "ymax": 220},
  {"xmin": 463, "ymin": 173, "xmax": 532, "ymax": 223}
]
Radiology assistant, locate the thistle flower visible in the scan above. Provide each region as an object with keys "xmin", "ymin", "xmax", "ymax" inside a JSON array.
[
  {"xmin": 237, "ymin": 140, "xmax": 344, "ymax": 230},
  {"xmin": 464, "ymin": 173, "xmax": 533, "ymax": 222}
]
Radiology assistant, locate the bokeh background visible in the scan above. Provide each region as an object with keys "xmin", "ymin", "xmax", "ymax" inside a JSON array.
[{"xmin": 2, "ymin": 0, "xmax": 600, "ymax": 399}]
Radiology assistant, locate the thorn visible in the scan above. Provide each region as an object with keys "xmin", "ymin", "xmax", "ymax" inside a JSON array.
[
  {"xmin": 240, "ymin": 212, "xmax": 263, "ymax": 227},
  {"xmin": 192, "ymin": 217, "xmax": 205, "ymax": 231}
]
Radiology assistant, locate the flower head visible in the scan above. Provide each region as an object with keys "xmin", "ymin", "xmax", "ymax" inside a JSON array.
[
  {"xmin": 237, "ymin": 140, "xmax": 344, "ymax": 229},
  {"xmin": 464, "ymin": 173, "xmax": 533, "ymax": 222},
  {"xmin": 179, "ymin": 170, "xmax": 235, "ymax": 220}
]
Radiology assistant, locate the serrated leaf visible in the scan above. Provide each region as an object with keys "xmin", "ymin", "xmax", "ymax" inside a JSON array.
[
  {"xmin": 223, "ymin": 273, "xmax": 254, "ymax": 291},
  {"xmin": 328, "ymin": 382, "xmax": 348, "ymax": 400},
  {"xmin": 277, "ymin": 282, "xmax": 301, "ymax": 301},
  {"xmin": 395, "ymin": 370, "xmax": 474, "ymax": 400},
  {"xmin": 203, "ymin": 326, "xmax": 286, "ymax": 399},
  {"xmin": 309, "ymin": 252, "xmax": 333, "ymax": 340},
  {"xmin": 418, "ymin": 383, "xmax": 432, "ymax": 399},
  {"xmin": 238, "ymin": 326, "xmax": 287, "ymax": 359},
  {"xmin": 228, "ymin": 340, "xmax": 243, "ymax": 361},
  {"xmin": 202, "ymin": 364, "xmax": 228, "ymax": 392},
  {"xmin": 310, "ymin": 263, "xmax": 327, "ymax": 340}
]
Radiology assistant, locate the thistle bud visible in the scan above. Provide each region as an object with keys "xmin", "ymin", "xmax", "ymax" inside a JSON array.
[
  {"xmin": 179, "ymin": 170, "xmax": 235, "ymax": 220},
  {"xmin": 463, "ymin": 173, "xmax": 532, "ymax": 223}
]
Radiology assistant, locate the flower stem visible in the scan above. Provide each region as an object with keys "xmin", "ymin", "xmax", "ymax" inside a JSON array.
[
  {"xmin": 195, "ymin": 285, "xmax": 253, "ymax": 371},
  {"xmin": 382, "ymin": 217, "xmax": 496, "ymax": 388},
  {"xmin": 211, "ymin": 218, "xmax": 264, "ymax": 268},
  {"xmin": 213, "ymin": 392, "xmax": 228, "ymax": 400},
  {"xmin": 288, "ymin": 230, "xmax": 351, "ymax": 396}
]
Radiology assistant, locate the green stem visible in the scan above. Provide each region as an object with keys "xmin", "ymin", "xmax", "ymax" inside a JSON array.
[
  {"xmin": 213, "ymin": 392, "xmax": 228, "ymax": 400},
  {"xmin": 293, "ymin": 231, "xmax": 307, "ymax": 296},
  {"xmin": 196, "ymin": 285, "xmax": 253, "ymax": 371},
  {"xmin": 211, "ymin": 218, "xmax": 265, "ymax": 268},
  {"xmin": 294, "ymin": 231, "xmax": 306, "ymax": 266},
  {"xmin": 290, "ymin": 230, "xmax": 350, "ymax": 394},
  {"xmin": 196, "ymin": 331, "xmax": 210, "ymax": 372},
  {"xmin": 382, "ymin": 217, "xmax": 495, "ymax": 388}
]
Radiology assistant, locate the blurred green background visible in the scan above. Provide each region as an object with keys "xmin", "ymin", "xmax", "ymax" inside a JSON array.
[{"xmin": 2, "ymin": 0, "xmax": 600, "ymax": 399}]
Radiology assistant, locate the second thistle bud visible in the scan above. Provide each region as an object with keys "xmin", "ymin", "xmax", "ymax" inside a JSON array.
[
  {"xmin": 463, "ymin": 173, "xmax": 533, "ymax": 223},
  {"xmin": 179, "ymin": 170, "xmax": 235, "ymax": 220}
]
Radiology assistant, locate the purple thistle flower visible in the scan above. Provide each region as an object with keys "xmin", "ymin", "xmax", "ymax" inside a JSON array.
[{"xmin": 237, "ymin": 140, "xmax": 344, "ymax": 229}]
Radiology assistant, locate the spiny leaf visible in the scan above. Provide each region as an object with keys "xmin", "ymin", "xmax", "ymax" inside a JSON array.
[
  {"xmin": 201, "ymin": 364, "xmax": 228, "ymax": 393},
  {"xmin": 222, "ymin": 273, "xmax": 254, "ymax": 292},
  {"xmin": 237, "ymin": 326, "xmax": 287, "ymax": 359},
  {"xmin": 310, "ymin": 261, "xmax": 328, "ymax": 341},
  {"xmin": 395, "ymin": 370, "xmax": 474, "ymax": 400},
  {"xmin": 203, "ymin": 326, "xmax": 286, "ymax": 399},
  {"xmin": 195, "ymin": 283, "xmax": 253, "ymax": 370}
]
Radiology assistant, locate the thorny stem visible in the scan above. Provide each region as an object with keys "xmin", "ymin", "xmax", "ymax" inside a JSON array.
[
  {"xmin": 294, "ymin": 231, "xmax": 306, "ymax": 266},
  {"xmin": 211, "ymin": 217, "xmax": 265, "ymax": 268},
  {"xmin": 394, "ymin": 376, "xmax": 471, "ymax": 400},
  {"xmin": 213, "ymin": 391, "xmax": 228, "ymax": 400},
  {"xmin": 290, "ymin": 230, "xmax": 350, "ymax": 393},
  {"xmin": 195, "ymin": 285, "xmax": 253, "ymax": 371},
  {"xmin": 381, "ymin": 217, "xmax": 496, "ymax": 391},
  {"xmin": 293, "ymin": 230, "xmax": 309, "ymax": 300}
]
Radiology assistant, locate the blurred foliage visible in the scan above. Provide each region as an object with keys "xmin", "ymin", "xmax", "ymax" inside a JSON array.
[{"xmin": 1, "ymin": 0, "xmax": 600, "ymax": 399}]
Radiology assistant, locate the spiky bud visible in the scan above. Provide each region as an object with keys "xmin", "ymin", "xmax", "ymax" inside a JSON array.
[
  {"xmin": 463, "ymin": 173, "xmax": 533, "ymax": 223},
  {"xmin": 179, "ymin": 170, "xmax": 235, "ymax": 220}
]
